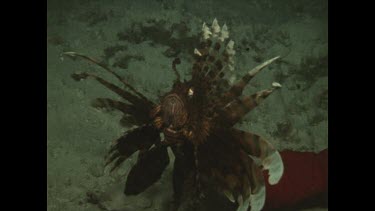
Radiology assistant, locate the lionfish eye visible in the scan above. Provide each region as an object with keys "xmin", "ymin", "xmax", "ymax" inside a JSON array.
[{"xmin": 188, "ymin": 88, "xmax": 194, "ymax": 97}]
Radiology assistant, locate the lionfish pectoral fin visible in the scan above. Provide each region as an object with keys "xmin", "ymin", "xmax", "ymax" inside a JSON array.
[
  {"xmin": 232, "ymin": 129, "xmax": 284, "ymax": 185},
  {"xmin": 222, "ymin": 83, "xmax": 281, "ymax": 126},
  {"xmin": 92, "ymin": 98, "xmax": 152, "ymax": 126},
  {"xmin": 71, "ymin": 72, "xmax": 149, "ymax": 107},
  {"xmin": 72, "ymin": 71, "xmax": 155, "ymax": 126},
  {"xmin": 237, "ymin": 149, "xmax": 266, "ymax": 211},
  {"xmin": 247, "ymin": 56, "xmax": 280, "ymax": 78},
  {"xmin": 249, "ymin": 185, "xmax": 266, "ymax": 211},
  {"xmin": 246, "ymin": 154, "xmax": 266, "ymax": 211},
  {"xmin": 104, "ymin": 125, "xmax": 160, "ymax": 173},
  {"xmin": 262, "ymin": 151, "xmax": 284, "ymax": 185},
  {"xmin": 236, "ymin": 196, "xmax": 251, "ymax": 211},
  {"xmin": 220, "ymin": 150, "xmax": 266, "ymax": 211},
  {"xmin": 124, "ymin": 144, "xmax": 170, "ymax": 195},
  {"xmin": 225, "ymin": 56, "xmax": 280, "ymax": 99},
  {"xmin": 63, "ymin": 51, "xmax": 152, "ymax": 104},
  {"xmin": 92, "ymin": 98, "xmax": 134, "ymax": 113},
  {"xmin": 223, "ymin": 190, "xmax": 236, "ymax": 203}
]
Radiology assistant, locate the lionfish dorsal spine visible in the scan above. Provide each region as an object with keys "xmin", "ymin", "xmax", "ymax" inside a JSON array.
[{"xmin": 192, "ymin": 19, "xmax": 237, "ymax": 96}]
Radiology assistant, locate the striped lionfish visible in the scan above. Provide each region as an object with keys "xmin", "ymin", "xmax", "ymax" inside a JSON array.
[{"xmin": 64, "ymin": 19, "xmax": 284, "ymax": 211}]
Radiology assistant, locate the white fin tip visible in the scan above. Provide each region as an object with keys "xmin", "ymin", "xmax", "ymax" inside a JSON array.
[{"xmin": 272, "ymin": 82, "xmax": 282, "ymax": 88}]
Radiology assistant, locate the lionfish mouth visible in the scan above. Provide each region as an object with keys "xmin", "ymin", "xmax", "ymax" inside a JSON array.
[{"xmin": 162, "ymin": 127, "xmax": 186, "ymax": 145}]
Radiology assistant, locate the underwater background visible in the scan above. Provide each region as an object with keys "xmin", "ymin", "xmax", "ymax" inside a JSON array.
[{"xmin": 47, "ymin": 0, "xmax": 328, "ymax": 210}]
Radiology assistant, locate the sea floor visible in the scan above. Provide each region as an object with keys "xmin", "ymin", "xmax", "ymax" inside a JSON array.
[{"xmin": 47, "ymin": 0, "xmax": 328, "ymax": 210}]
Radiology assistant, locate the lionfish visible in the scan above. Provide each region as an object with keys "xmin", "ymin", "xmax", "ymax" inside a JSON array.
[{"xmin": 64, "ymin": 19, "xmax": 284, "ymax": 211}]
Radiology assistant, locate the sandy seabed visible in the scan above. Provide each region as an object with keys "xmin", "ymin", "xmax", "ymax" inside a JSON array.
[{"xmin": 47, "ymin": 0, "xmax": 328, "ymax": 210}]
